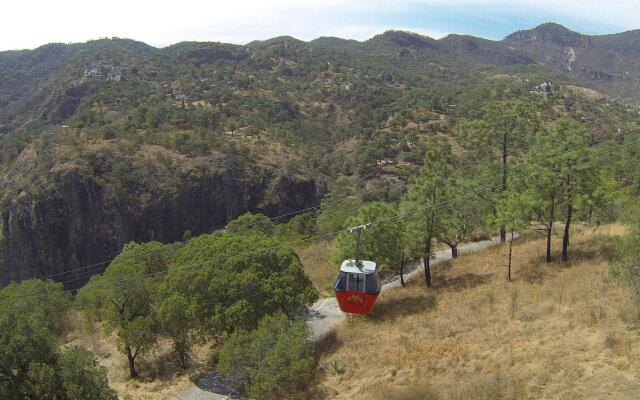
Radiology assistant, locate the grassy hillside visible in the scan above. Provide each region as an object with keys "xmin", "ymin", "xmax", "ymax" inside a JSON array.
[
  {"xmin": 308, "ymin": 224, "xmax": 639, "ymax": 399},
  {"xmin": 298, "ymin": 239, "xmax": 339, "ymax": 297},
  {"xmin": 57, "ymin": 223, "xmax": 639, "ymax": 399}
]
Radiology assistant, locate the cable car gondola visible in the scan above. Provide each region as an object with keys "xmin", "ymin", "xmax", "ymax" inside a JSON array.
[{"xmin": 334, "ymin": 224, "xmax": 381, "ymax": 315}]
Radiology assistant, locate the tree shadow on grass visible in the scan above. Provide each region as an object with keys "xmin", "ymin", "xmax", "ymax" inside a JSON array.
[
  {"xmin": 138, "ymin": 351, "xmax": 183, "ymax": 382},
  {"xmin": 371, "ymin": 292, "xmax": 438, "ymax": 322},
  {"xmin": 569, "ymin": 235, "xmax": 619, "ymax": 262},
  {"xmin": 315, "ymin": 330, "xmax": 344, "ymax": 359},
  {"xmin": 432, "ymin": 272, "xmax": 495, "ymax": 292},
  {"xmin": 521, "ymin": 234, "xmax": 618, "ymax": 283}
]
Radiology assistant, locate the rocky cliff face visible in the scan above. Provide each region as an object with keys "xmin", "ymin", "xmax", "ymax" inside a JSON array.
[
  {"xmin": 0, "ymin": 158, "xmax": 319, "ymax": 288},
  {"xmin": 505, "ymin": 22, "xmax": 590, "ymax": 47},
  {"xmin": 504, "ymin": 23, "xmax": 640, "ymax": 103}
]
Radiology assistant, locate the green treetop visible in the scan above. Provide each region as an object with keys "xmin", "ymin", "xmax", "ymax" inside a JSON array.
[
  {"xmin": 162, "ymin": 231, "xmax": 318, "ymax": 338},
  {"xmin": 333, "ymin": 202, "xmax": 404, "ymax": 272}
]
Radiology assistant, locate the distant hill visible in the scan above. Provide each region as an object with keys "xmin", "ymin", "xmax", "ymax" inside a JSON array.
[
  {"xmin": 0, "ymin": 22, "xmax": 638, "ymax": 287},
  {"xmin": 504, "ymin": 23, "xmax": 640, "ymax": 102},
  {"xmin": 309, "ymin": 36, "xmax": 359, "ymax": 49}
]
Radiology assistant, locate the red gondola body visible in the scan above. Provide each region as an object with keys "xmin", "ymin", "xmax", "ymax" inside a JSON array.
[
  {"xmin": 335, "ymin": 291, "xmax": 378, "ymax": 315},
  {"xmin": 334, "ymin": 260, "xmax": 381, "ymax": 315}
]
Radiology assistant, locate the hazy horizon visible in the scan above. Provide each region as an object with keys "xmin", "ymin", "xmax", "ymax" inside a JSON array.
[
  {"xmin": 4, "ymin": 21, "xmax": 640, "ymax": 53},
  {"xmin": 1, "ymin": 0, "xmax": 638, "ymax": 52}
]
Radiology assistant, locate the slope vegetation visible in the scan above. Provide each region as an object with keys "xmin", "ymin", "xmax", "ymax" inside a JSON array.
[{"xmin": 309, "ymin": 224, "xmax": 639, "ymax": 399}]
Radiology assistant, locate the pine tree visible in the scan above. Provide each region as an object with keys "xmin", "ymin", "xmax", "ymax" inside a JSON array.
[
  {"xmin": 460, "ymin": 98, "xmax": 538, "ymax": 242},
  {"xmin": 400, "ymin": 147, "xmax": 452, "ymax": 286}
]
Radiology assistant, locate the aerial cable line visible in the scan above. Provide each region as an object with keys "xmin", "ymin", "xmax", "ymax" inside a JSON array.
[
  {"xmin": 15, "ymin": 127, "xmax": 635, "ymax": 288},
  {"xmin": 16, "ymin": 132, "xmax": 635, "ymax": 290},
  {"xmin": 6, "ymin": 134, "xmax": 545, "ymax": 286},
  {"xmin": 8, "ymin": 135, "xmax": 640, "ymax": 304},
  {"xmin": 5, "ymin": 131, "xmax": 637, "ymax": 305}
]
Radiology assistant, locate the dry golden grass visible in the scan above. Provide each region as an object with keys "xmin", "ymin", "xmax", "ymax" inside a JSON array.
[
  {"xmin": 298, "ymin": 239, "xmax": 339, "ymax": 297},
  {"xmin": 308, "ymin": 224, "xmax": 640, "ymax": 399},
  {"xmin": 61, "ymin": 224, "xmax": 635, "ymax": 399},
  {"xmin": 64, "ymin": 315, "xmax": 219, "ymax": 400}
]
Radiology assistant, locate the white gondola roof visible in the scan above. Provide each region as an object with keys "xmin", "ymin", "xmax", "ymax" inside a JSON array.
[{"xmin": 340, "ymin": 259, "xmax": 377, "ymax": 274}]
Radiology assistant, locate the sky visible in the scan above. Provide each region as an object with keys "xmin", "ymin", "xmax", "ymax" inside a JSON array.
[{"xmin": 1, "ymin": 0, "xmax": 638, "ymax": 51}]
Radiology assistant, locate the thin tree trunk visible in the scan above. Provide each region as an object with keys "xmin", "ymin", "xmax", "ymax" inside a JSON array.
[
  {"xmin": 508, "ymin": 228, "xmax": 514, "ymax": 282},
  {"xmin": 450, "ymin": 244, "xmax": 458, "ymax": 258},
  {"xmin": 127, "ymin": 347, "xmax": 137, "ymax": 378},
  {"xmin": 546, "ymin": 190, "xmax": 555, "ymax": 263},
  {"xmin": 500, "ymin": 132, "xmax": 508, "ymax": 243},
  {"xmin": 399, "ymin": 252, "xmax": 405, "ymax": 287},
  {"xmin": 546, "ymin": 224, "xmax": 553, "ymax": 262},
  {"xmin": 562, "ymin": 184, "xmax": 573, "ymax": 262},
  {"xmin": 423, "ymin": 237, "xmax": 432, "ymax": 287},
  {"xmin": 423, "ymin": 192, "xmax": 436, "ymax": 288}
]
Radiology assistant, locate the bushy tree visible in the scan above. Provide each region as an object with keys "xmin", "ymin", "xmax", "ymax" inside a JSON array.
[
  {"xmin": 0, "ymin": 279, "xmax": 71, "ymax": 335},
  {"xmin": 613, "ymin": 205, "xmax": 640, "ymax": 305},
  {"xmin": 77, "ymin": 241, "xmax": 172, "ymax": 378},
  {"xmin": 0, "ymin": 283, "xmax": 62, "ymax": 398},
  {"xmin": 58, "ymin": 346, "xmax": 117, "ymax": 400},
  {"xmin": 526, "ymin": 119, "xmax": 609, "ymax": 262},
  {"xmin": 400, "ymin": 147, "xmax": 452, "ymax": 285},
  {"xmin": 274, "ymin": 212, "xmax": 316, "ymax": 240},
  {"xmin": 157, "ymin": 293, "xmax": 196, "ymax": 369},
  {"xmin": 460, "ymin": 98, "xmax": 538, "ymax": 241},
  {"xmin": 493, "ymin": 187, "xmax": 533, "ymax": 281},
  {"xmin": 226, "ymin": 212, "xmax": 275, "ymax": 235},
  {"xmin": 0, "ymin": 280, "xmax": 71, "ymax": 398},
  {"xmin": 334, "ymin": 202, "xmax": 404, "ymax": 271},
  {"xmin": 0, "ymin": 281, "xmax": 115, "ymax": 399},
  {"xmin": 218, "ymin": 312, "xmax": 315, "ymax": 400},
  {"xmin": 162, "ymin": 231, "xmax": 318, "ymax": 339},
  {"xmin": 76, "ymin": 274, "xmax": 110, "ymax": 321},
  {"xmin": 434, "ymin": 176, "xmax": 486, "ymax": 258}
]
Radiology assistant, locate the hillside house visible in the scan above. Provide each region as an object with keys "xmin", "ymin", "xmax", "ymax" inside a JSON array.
[
  {"xmin": 376, "ymin": 158, "xmax": 395, "ymax": 167},
  {"xmin": 531, "ymin": 80, "xmax": 553, "ymax": 94},
  {"xmin": 85, "ymin": 68, "xmax": 102, "ymax": 79}
]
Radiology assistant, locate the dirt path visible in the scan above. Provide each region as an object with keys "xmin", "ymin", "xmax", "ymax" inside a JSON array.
[
  {"xmin": 180, "ymin": 387, "xmax": 231, "ymax": 400},
  {"xmin": 180, "ymin": 234, "xmax": 513, "ymax": 399}
]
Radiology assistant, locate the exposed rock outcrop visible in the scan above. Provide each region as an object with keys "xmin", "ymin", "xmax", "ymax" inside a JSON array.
[{"xmin": 0, "ymin": 157, "xmax": 319, "ymax": 288}]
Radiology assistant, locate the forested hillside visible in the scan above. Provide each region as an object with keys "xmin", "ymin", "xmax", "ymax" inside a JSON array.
[{"xmin": 0, "ymin": 22, "xmax": 639, "ymax": 285}]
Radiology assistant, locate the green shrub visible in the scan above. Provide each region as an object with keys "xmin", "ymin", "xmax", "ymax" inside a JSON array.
[
  {"xmin": 58, "ymin": 346, "xmax": 118, "ymax": 400},
  {"xmin": 326, "ymin": 360, "xmax": 346, "ymax": 376},
  {"xmin": 218, "ymin": 312, "xmax": 315, "ymax": 399},
  {"xmin": 0, "ymin": 281, "xmax": 115, "ymax": 399},
  {"xmin": 226, "ymin": 212, "xmax": 275, "ymax": 235}
]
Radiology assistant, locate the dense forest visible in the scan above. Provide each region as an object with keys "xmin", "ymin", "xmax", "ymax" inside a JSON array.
[{"xmin": 1, "ymin": 21, "xmax": 640, "ymax": 398}]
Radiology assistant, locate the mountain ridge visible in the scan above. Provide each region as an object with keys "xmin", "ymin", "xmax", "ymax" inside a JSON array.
[
  {"xmin": 0, "ymin": 21, "xmax": 638, "ymax": 287},
  {"xmin": 4, "ymin": 21, "xmax": 639, "ymax": 105},
  {"xmin": 3, "ymin": 22, "xmax": 636, "ymax": 53}
]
